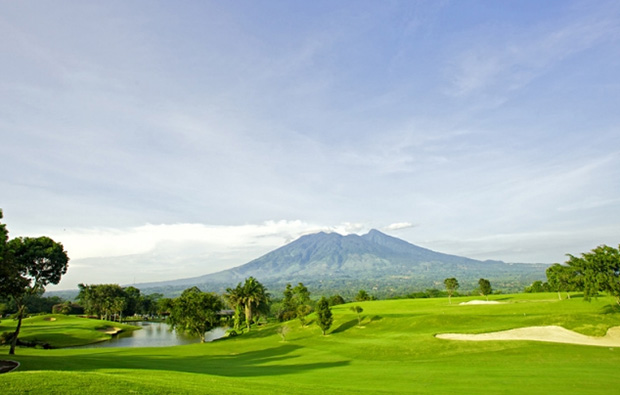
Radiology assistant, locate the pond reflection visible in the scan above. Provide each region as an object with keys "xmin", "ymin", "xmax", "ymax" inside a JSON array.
[{"xmin": 72, "ymin": 322, "xmax": 227, "ymax": 348}]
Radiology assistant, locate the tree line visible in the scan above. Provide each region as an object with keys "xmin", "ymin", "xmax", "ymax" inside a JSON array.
[
  {"xmin": 77, "ymin": 283, "xmax": 164, "ymax": 321},
  {"xmin": 525, "ymin": 244, "xmax": 620, "ymax": 304}
]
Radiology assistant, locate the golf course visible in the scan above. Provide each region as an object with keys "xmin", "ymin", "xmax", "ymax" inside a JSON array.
[{"xmin": 2, "ymin": 293, "xmax": 620, "ymax": 394}]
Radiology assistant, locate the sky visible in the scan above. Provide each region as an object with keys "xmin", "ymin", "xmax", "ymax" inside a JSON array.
[{"xmin": 1, "ymin": 1, "xmax": 619, "ymax": 291}]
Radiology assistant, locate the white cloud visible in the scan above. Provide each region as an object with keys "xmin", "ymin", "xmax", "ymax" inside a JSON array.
[
  {"xmin": 51, "ymin": 220, "xmax": 322, "ymax": 260},
  {"xmin": 383, "ymin": 222, "xmax": 415, "ymax": 231}
]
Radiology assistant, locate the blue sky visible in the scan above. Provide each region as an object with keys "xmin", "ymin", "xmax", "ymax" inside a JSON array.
[{"xmin": 1, "ymin": 1, "xmax": 619, "ymax": 290}]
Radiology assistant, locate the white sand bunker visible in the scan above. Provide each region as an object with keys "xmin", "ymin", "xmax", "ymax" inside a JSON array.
[
  {"xmin": 459, "ymin": 300, "xmax": 503, "ymax": 305},
  {"xmin": 97, "ymin": 327, "xmax": 122, "ymax": 335},
  {"xmin": 436, "ymin": 326, "xmax": 620, "ymax": 347}
]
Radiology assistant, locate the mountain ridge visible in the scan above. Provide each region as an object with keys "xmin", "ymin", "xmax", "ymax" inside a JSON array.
[{"xmin": 135, "ymin": 229, "xmax": 548, "ymax": 296}]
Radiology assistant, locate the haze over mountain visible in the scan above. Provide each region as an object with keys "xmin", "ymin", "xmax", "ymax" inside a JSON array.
[{"xmin": 137, "ymin": 230, "xmax": 548, "ymax": 296}]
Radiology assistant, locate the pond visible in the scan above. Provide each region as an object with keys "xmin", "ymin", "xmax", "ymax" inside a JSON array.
[{"xmin": 72, "ymin": 322, "xmax": 227, "ymax": 349}]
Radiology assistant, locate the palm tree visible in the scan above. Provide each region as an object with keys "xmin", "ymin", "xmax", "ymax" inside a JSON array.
[
  {"xmin": 239, "ymin": 277, "xmax": 269, "ymax": 331},
  {"xmin": 224, "ymin": 284, "xmax": 244, "ymax": 331}
]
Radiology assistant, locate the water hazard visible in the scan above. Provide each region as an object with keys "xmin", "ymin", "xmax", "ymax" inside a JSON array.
[{"xmin": 72, "ymin": 321, "xmax": 227, "ymax": 349}]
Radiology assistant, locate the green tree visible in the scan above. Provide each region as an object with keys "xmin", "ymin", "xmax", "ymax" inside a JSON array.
[
  {"xmin": 52, "ymin": 301, "xmax": 72, "ymax": 315},
  {"xmin": 237, "ymin": 277, "xmax": 269, "ymax": 331},
  {"xmin": 328, "ymin": 294, "xmax": 346, "ymax": 306},
  {"xmin": 224, "ymin": 284, "xmax": 245, "ymax": 331},
  {"xmin": 355, "ymin": 289, "xmax": 372, "ymax": 302},
  {"xmin": 546, "ymin": 263, "xmax": 576, "ymax": 300},
  {"xmin": 292, "ymin": 283, "xmax": 310, "ymax": 305},
  {"xmin": 478, "ymin": 278, "xmax": 492, "ymax": 301},
  {"xmin": 278, "ymin": 282, "xmax": 311, "ymax": 323},
  {"xmin": 350, "ymin": 305, "xmax": 363, "ymax": 326},
  {"xmin": 297, "ymin": 304, "xmax": 313, "ymax": 327},
  {"xmin": 78, "ymin": 284, "xmax": 126, "ymax": 321},
  {"xmin": 293, "ymin": 282, "xmax": 311, "ymax": 325},
  {"xmin": 315, "ymin": 297, "xmax": 333, "ymax": 336},
  {"xmin": 443, "ymin": 277, "xmax": 459, "ymax": 304},
  {"xmin": 138, "ymin": 292, "xmax": 163, "ymax": 316},
  {"xmin": 524, "ymin": 280, "xmax": 549, "ymax": 293},
  {"xmin": 0, "ymin": 209, "xmax": 10, "ymax": 290},
  {"xmin": 122, "ymin": 286, "xmax": 142, "ymax": 317},
  {"xmin": 565, "ymin": 244, "xmax": 620, "ymax": 304},
  {"xmin": 167, "ymin": 286, "xmax": 224, "ymax": 342},
  {"xmin": 5, "ymin": 236, "xmax": 69, "ymax": 354}
]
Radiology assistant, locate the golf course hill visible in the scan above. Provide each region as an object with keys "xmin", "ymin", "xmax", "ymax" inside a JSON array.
[
  {"xmin": 136, "ymin": 229, "xmax": 549, "ymax": 295},
  {"xmin": 2, "ymin": 293, "xmax": 620, "ymax": 394}
]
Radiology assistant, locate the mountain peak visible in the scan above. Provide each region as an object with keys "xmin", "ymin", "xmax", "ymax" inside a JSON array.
[{"xmin": 135, "ymin": 229, "xmax": 548, "ymax": 295}]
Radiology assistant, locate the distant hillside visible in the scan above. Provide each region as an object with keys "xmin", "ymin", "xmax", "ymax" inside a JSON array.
[{"xmin": 136, "ymin": 230, "xmax": 549, "ymax": 297}]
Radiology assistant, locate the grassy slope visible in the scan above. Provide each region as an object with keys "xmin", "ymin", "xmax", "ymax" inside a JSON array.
[
  {"xmin": 2, "ymin": 294, "xmax": 620, "ymax": 394},
  {"xmin": 0, "ymin": 314, "xmax": 139, "ymax": 348}
]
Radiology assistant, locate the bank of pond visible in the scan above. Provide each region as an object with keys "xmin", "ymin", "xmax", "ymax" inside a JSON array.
[{"xmin": 0, "ymin": 314, "xmax": 227, "ymax": 349}]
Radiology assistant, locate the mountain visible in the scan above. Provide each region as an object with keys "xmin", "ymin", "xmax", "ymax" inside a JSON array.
[{"xmin": 136, "ymin": 230, "xmax": 549, "ymax": 297}]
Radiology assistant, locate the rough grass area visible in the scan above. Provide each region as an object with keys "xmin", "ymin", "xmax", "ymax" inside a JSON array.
[{"xmin": 2, "ymin": 294, "xmax": 620, "ymax": 394}]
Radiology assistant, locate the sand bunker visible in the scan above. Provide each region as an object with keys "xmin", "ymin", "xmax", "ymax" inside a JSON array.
[
  {"xmin": 97, "ymin": 327, "xmax": 122, "ymax": 335},
  {"xmin": 459, "ymin": 300, "xmax": 503, "ymax": 305},
  {"xmin": 436, "ymin": 326, "xmax": 620, "ymax": 347}
]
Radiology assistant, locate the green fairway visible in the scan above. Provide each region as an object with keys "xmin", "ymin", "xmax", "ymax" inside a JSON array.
[
  {"xmin": 0, "ymin": 314, "xmax": 139, "ymax": 348},
  {"xmin": 2, "ymin": 294, "xmax": 620, "ymax": 394}
]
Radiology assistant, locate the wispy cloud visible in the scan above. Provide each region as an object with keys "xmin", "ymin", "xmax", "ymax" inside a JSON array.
[
  {"xmin": 383, "ymin": 222, "xmax": 416, "ymax": 231},
  {"xmin": 446, "ymin": 4, "xmax": 620, "ymax": 98}
]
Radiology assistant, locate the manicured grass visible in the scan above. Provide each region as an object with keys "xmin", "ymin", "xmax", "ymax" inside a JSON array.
[
  {"xmin": 2, "ymin": 294, "xmax": 620, "ymax": 394},
  {"xmin": 0, "ymin": 314, "xmax": 139, "ymax": 348}
]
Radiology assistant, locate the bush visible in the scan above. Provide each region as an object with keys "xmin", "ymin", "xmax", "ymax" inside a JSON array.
[{"xmin": 0, "ymin": 331, "xmax": 15, "ymax": 345}]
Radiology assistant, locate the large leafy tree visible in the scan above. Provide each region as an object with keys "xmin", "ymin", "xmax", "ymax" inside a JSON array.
[
  {"xmin": 122, "ymin": 286, "xmax": 142, "ymax": 317},
  {"xmin": 277, "ymin": 282, "xmax": 312, "ymax": 323},
  {"xmin": 565, "ymin": 244, "xmax": 620, "ymax": 304},
  {"xmin": 444, "ymin": 277, "xmax": 459, "ymax": 304},
  {"xmin": 0, "ymin": 209, "xmax": 8, "ymax": 267},
  {"xmin": 0, "ymin": 210, "xmax": 17, "ymax": 299},
  {"xmin": 5, "ymin": 235, "xmax": 69, "ymax": 354},
  {"xmin": 78, "ymin": 283, "xmax": 126, "ymax": 321},
  {"xmin": 546, "ymin": 263, "xmax": 577, "ymax": 300},
  {"xmin": 168, "ymin": 286, "xmax": 224, "ymax": 342},
  {"xmin": 315, "ymin": 297, "xmax": 333, "ymax": 336}
]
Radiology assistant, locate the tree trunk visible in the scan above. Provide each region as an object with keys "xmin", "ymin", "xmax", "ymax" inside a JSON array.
[
  {"xmin": 245, "ymin": 304, "xmax": 252, "ymax": 331},
  {"xmin": 557, "ymin": 291, "xmax": 562, "ymax": 300},
  {"xmin": 234, "ymin": 306, "xmax": 241, "ymax": 331},
  {"xmin": 9, "ymin": 304, "xmax": 25, "ymax": 355}
]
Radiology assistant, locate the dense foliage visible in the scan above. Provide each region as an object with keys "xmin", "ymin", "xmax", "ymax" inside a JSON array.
[
  {"xmin": 478, "ymin": 278, "xmax": 492, "ymax": 300},
  {"xmin": 77, "ymin": 283, "xmax": 164, "ymax": 320},
  {"xmin": 167, "ymin": 286, "xmax": 224, "ymax": 342},
  {"xmin": 225, "ymin": 277, "xmax": 269, "ymax": 331},
  {"xmin": 315, "ymin": 297, "xmax": 333, "ymax": 335},
  {"xmin": 524, "ymin": 244, "xmax": 620, "ymax": 304},
  {"xmin": 0, "ymin": 210, "xmax": 69, "ymax": 355}
]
